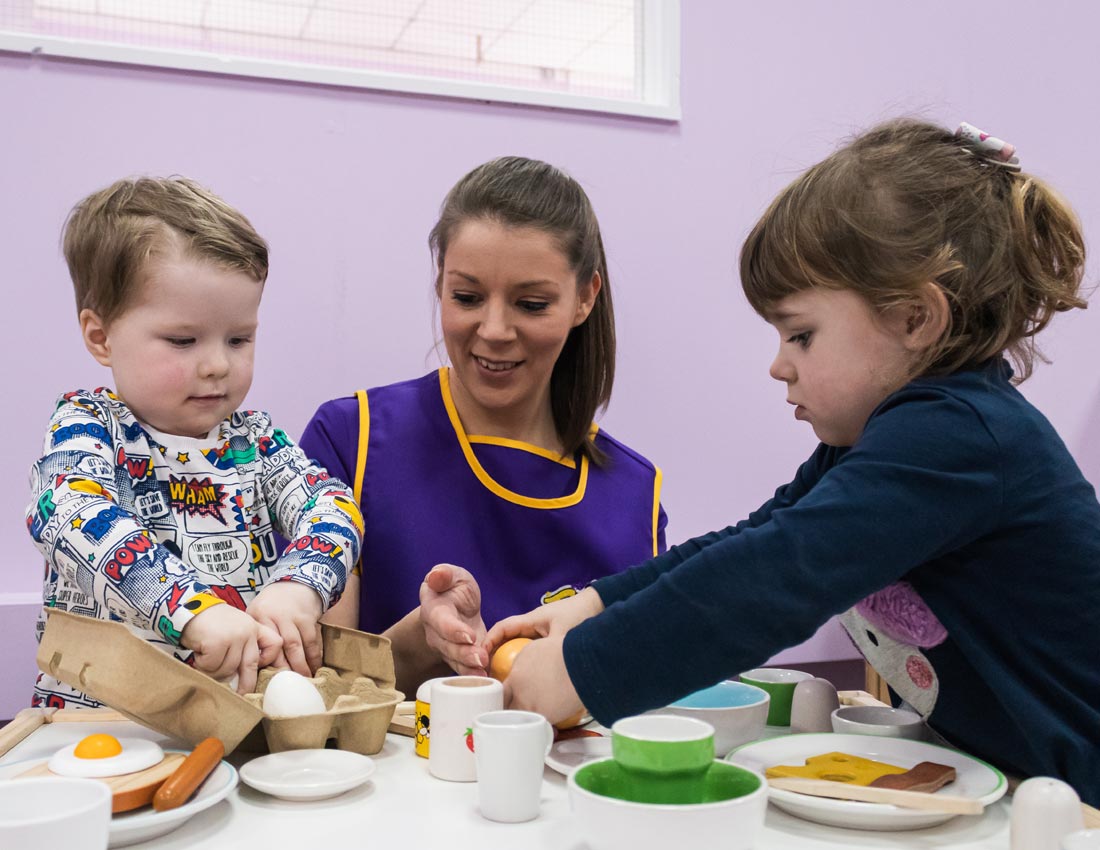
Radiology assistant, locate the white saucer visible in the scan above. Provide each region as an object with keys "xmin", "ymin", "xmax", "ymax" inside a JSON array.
[
  {"xmin": 0, "ymin": 754, "xmax": 237, "ymax": 848},
  {"xmin": 545, "ymin": 736, "xmax": 611, "ymax": 776},
  {"xmin": 239, "ymin": 749, "xmax": 375, "ymax": 801}
]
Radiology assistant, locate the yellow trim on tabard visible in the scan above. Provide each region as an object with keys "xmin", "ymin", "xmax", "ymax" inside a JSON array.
[
  {"xmin": 651, "ymin": 466, "xmax": 664, "ymax": 558},
  {"xmin": 467, "ymin": 435, "xmax": 577, "ymax": 469},
  {"xmin": 353, "ymin": 389, "xmax": 370, "ymax": 508},
  {"xmin": 438, "ymin": 367, "xmax": 589, "ymax": 509}
]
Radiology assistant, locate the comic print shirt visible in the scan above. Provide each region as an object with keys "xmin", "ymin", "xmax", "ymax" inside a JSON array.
[{"xmin": 27, "ymin": 388, "xmax": 364, "ymax": 708}]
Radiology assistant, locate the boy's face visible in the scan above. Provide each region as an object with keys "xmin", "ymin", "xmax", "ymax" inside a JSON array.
[
  {"xmin": 766, "ymin": 287, "xmax": 914, "ymax": 447},
  {"xmin": 82, "ymin": 253, "xmax": 261, "ymax": 438}
]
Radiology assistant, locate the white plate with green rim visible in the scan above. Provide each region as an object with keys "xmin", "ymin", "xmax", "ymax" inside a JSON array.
[{"xmin": 726, "ymin": 733, "xmax": 1006, "ymax": 831}]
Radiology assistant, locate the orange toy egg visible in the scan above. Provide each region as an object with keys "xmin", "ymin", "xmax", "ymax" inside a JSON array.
[
  {"xmin": 489, "ymin": 638, "xmax": 587, "ymax": 730},
  {"xmin": 489, "ymin": 637, "xmax": 532, "ymax": 681},
  {"xmin": 74, "ymin": 733, "xmax": 123, "ymax": 759},
  {"xmin": 555, "ymin": 708, "xmax": 587, "ymax": 731}
]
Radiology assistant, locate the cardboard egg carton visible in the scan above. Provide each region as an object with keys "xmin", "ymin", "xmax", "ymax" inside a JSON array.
[
  {"xmin": 36, "ymin": 608, "xmax": 403, "ymax": 755},
  {"xmin": 239, "ymin": 665, "xmax": 401, "ymax": 754}
]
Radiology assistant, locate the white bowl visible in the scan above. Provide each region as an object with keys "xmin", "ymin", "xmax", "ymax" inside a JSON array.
[
  {"xmin": 650, "ymin": 680, "xmax": 770, "ymax": 756},
  {"xmin": 239, "ymin": 749, "xmax": 375, "ymax": 801},
  {"xmin": 568, "ymin": 757, "xmax": 767, "ymax": 850},
  {"xmin": 830, "ymin": 705, "xmax": 928, "ymax": 740},
  {"xmin": 0, "ymin": 778, "xmax": 111, "ymax": 850}
]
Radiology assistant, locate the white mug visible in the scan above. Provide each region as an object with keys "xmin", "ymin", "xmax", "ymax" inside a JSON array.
[
  {"xmin": 428, "ymin": 676, "xmax": 503, "ymax": 782},
  {"xmin": 473, "ymin": 710, "xmax": 553, "ymax": 822}
]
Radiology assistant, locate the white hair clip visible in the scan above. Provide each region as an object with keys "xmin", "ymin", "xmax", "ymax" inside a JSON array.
[{"xmin": 955, "ymin": 122, "xmax": 1021, "ymax": 172}]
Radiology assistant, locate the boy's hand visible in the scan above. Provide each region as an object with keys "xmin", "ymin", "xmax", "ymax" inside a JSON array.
[
  {"xmin": 249, "ymin": 582, "xmax": 324, "ymax": 677},
  {"xmin": 180, "ymin": 604, "xmax": 282, "ymax": 694}
]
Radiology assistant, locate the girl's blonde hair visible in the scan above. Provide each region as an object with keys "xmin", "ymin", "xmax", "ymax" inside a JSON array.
[{"xmin": 740, "ymin": 118, "xmax": 1087, "ymax": 381}]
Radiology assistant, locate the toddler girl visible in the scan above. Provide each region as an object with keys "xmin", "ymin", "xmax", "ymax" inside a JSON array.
[{"xmin": 491, "ymin": 119, "xmax": 1100, "ymax": 804}]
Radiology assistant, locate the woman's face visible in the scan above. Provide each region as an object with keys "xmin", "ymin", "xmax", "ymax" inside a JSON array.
[{"xmin": 438, "ymin": 218, "xmax": 600, "ymax": 441}]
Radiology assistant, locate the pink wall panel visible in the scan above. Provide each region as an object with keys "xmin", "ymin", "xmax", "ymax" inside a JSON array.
[{"xmin": 2, "ymin": 1, "xmax": 1098, "ymax": 716}]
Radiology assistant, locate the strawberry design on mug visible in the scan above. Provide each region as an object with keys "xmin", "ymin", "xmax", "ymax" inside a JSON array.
[{"xmin": 465, "ymin": 727, "xmax": 474, "ymax": 752}]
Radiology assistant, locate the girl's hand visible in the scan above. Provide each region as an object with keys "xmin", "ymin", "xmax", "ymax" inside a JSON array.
[
  {"xmin": 249, "ymin": 581, "xmax": 324, "ymax": 676},
  {"xmin": 420, "ymin": 564, "xmax": 489, "ymax": 674},
  {"xmin": 502, "ymin": 633, "xmax": 584, "ymax": 726},
  {"xmin": 180, "ymin": 604, "xmax": 282, "ymax": 695},
  {"xmin": 486, "ymin": 586, "xmax": 605, "ymax": 655}
]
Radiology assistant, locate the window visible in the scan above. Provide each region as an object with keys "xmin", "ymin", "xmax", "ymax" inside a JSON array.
[{"xmin": 0, "ymin": 0, "xmax": 680, "ymax": 119}]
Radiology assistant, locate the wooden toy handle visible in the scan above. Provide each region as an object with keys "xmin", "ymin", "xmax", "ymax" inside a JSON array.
[
  {"xmin": 768, "ymin": 777, "xmax": 984, "ymax": 814},
  {"xmin": 0, "ymin": 709, "xmax": 49, "ymax": 758}
]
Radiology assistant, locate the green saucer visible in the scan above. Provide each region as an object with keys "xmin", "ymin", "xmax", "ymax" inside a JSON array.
[{"xmin": 573, "ymin": 758, "xmax": 762, "ymax": 806}]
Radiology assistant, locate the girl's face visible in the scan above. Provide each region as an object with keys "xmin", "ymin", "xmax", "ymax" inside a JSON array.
[
  {"xmin": 81, "ymin": 253, "xmax": 260, "ymax": 438},
  {"xmin": 767, "ymin": 287, "xmax": 915, "ymax": 447},
  {"xmin": 439, "ymin": 219, "xmax": 599, "ymax": 443}
]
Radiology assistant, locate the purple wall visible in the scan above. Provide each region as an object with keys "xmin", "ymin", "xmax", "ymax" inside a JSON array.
[{"xmin": 3, "ymin": 3, "xmax": 1098, "ymax": 716}]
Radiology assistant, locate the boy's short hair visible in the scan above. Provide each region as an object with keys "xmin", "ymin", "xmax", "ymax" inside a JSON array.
[{"xmin": 63, "ymin": 177, "xmax": 269, "ymax": 324}]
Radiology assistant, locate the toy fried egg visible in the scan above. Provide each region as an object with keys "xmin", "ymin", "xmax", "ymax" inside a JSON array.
[{"xmin": 48, "ymin": 734, "xmax": 164, "ymax": 778}]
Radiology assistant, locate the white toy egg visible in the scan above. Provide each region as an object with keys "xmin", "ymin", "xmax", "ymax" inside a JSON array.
[
  {"xmin": 263, "ymin": 670, "xmax": 327, "ymax": 717},
  {"xmin": 48, "ymin": 734, "xmax": 163, "ymax": 778}
]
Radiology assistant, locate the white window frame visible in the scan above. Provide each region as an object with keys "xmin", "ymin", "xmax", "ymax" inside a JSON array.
[{"xmin": 0, "ymin": 1, "xmax": 681, "ymax": 120}]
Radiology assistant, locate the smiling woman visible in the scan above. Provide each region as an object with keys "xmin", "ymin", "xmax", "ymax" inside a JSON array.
[
  {"xmin": 439, "ymin": 219, "xmax": 601, "ymax": 454},
  {"xmin": 299, "ymin": 157, "xmax": 667, "ymax": 694}
]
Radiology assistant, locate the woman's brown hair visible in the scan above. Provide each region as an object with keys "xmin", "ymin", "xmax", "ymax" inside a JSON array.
[
  {"xmin": 429, "ymin": 156, "xmax": 616, "ymax": 463},
  {"xmin": 740, "ymin": 118, "xmax": 1086, "ymax": 381}
]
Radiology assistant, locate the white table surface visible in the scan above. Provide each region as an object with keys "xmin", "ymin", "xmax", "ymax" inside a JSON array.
[{"xmin": 0, "ymin": 719, "xmax": 1013, "ymax": 849}]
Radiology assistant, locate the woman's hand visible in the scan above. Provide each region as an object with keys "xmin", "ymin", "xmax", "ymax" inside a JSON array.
[
  {"xmin": 502, "ymin": 633, "xmax": 584, "ymax": 725},
  {"xmin": 420, "ymin": 564, "xmax": 489, "ymax": 674},
  {"xmin": 485, "ymin": 586, "xmax": 605, "ymax": 655}
]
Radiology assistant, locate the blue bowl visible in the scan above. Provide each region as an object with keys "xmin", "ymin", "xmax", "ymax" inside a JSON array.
[{"xmin": 653, "ymin": 681, "xmax": 770, "ymax": 756}]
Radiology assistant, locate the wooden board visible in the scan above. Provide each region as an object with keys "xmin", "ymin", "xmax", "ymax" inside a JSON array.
[
  {"xmin": 0, "ymin": 707, "xmax": 130, "ymax": 759},
  {"xmin": 387, "ymin": 701, "xmax": 416, "ymax": 737},
  {"xmin": 837, "ymin": 689, "xmax": 889, "ymax": 708},
  {"xmin": 18, "ymin": 752, "xmax": 185, "ymax": 813}
]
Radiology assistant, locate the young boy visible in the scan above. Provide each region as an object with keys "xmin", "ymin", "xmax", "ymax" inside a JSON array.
[{"xmin": 27, "ymin": 177, "xmax": 364, "ymax": 707}]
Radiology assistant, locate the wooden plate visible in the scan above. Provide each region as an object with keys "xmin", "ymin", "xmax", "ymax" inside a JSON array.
[{"xmin": 18, "ymin": 752, "xmax": 185, "ymax": 813}]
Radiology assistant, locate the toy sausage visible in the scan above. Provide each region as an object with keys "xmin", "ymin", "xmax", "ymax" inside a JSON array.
[{"xmin": 152, "ymin": 737, "xmax": 225, "ymax": 811}]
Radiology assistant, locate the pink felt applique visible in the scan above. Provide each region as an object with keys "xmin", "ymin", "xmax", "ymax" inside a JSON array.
[{"xmin": 855, "ymin": 581, "xmax": 948, "ymax": 648}]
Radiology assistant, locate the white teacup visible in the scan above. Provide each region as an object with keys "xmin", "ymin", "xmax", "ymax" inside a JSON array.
[
  {"xmin": 474, "ymin": 710, "xmax": 553, "ymax": 822},
  {"xmin": 428, "ymin": 676, "xmax": 503, "ymax": 782}
]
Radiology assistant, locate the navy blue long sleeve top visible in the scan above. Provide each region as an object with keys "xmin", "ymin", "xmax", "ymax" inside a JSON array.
[{"xmin": 564, "ymin": 359, "xmax": 1100, "ymax": 803}]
